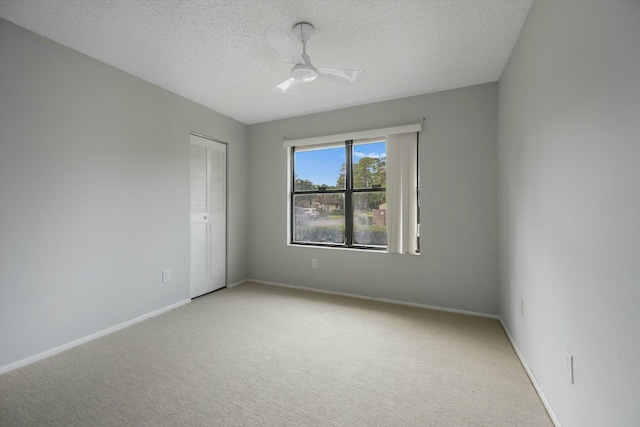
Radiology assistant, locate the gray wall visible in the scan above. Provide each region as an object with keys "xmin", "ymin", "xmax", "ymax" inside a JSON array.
[
  {"xmin": 0, "ymin": 20, "xmax": 248, "ymax": 368},
  {"xmin": 498, "ymin": 1, "xmax": 640, "ymax": 426},
  {"xmin": 248, "ymin": 83, "xmax": 499, "ymax": 315}
]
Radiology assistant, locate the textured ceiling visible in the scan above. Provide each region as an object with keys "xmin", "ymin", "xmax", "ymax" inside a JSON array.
[{"xmin": 0, "ymin": 0, "xmax": 533, "ymax": 125}]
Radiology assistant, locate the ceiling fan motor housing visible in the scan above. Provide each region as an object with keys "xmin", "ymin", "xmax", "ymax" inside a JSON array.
[
  {"xmin": 292, "ymin": 64, "xmax": 318, "ymax": 82},
  {"xmin": 292, "ymin": 52, "xmax": 318, "ymax": 82}
]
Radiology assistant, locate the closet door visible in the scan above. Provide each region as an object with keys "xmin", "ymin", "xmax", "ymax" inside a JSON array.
[{"xmin": 190, "ymin": 134, "xmax": 226, "ymax": 298}]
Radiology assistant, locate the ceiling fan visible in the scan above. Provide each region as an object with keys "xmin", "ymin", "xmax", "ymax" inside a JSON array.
[{"xmin": 265, "ymin": 22, "xmax": 365, "ymax": 93}]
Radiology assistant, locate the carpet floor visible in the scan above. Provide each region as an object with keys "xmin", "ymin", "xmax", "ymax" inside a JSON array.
[{"xmin": 0, "ymin": 282, "xmax": 552, "ymax": 426}]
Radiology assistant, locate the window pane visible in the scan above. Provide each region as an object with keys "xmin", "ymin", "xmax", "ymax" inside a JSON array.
[
  {"xmin": 352, "ymin": 141, "xmax": 386, "ymax": 189},
  {"xmin": 353, "ymin": 192, "xmax": 387, "ymax": 246},
  {"xmin": 294, "ymin": 146, "xmax": 345, "ymax": 190},
  {"xmin": 293, "ymin": 194, "xmax": 345, "ymax": 244}
]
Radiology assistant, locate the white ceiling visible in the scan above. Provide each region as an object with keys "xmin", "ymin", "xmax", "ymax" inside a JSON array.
[{"xmin": 0, "ymin": 0, "xmax": 532, "ymax": 125}]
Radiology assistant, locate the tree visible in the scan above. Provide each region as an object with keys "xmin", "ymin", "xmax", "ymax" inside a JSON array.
[
  {"xmin": 336, "ymin": 157, "xmax": 386, "ymax": 211},
  {"xmin": 294, "ymin": 177, "xmax": 316, "ymax": 191},
  {"xmin": 295, "ymin": 176, "xmax": 338, "ymax": 191},
  {"xmin": 337, "ymin": 157, "xmax": 386, "ymax": 188}
]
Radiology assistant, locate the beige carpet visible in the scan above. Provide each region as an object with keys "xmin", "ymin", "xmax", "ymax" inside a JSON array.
[{"xmin": 0, "ymin": 282, "xmax": 552, "ymax": 426}]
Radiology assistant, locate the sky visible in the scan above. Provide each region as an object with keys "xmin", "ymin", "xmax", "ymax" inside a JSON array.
[{"xmin": 295, "ymin": 141, "xmax": 385, "ymax": 187}]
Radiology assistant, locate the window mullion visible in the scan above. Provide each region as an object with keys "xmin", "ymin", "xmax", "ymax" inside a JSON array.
[
  {"xmin": 345, "ymin": 140, "xmax": 354, "ymax": 247},
  {"xmin": 290, "ymin": 147, "xmax": 296, "ymax": 242}
]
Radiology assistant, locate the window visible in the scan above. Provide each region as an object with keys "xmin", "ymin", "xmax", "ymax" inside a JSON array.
[
  {"xmin": 291, "ymin": 139, "xmax": 387, "ymax": 249},
  {"xmin": 285, "ymin": 124, "xmax": 421, "ymax": 254}
]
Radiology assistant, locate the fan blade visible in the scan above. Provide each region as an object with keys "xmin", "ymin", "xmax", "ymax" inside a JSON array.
[
  {"xmin": 318, "ymin": 68, "xmax": 366, "ymax": 85},
  {"xmin": 274, "ymin": 77, "xmax": 300, "ymax": 93},
  {"xmin": 265, "ymin": 26, "xmax": 304, "ymax": 65}
]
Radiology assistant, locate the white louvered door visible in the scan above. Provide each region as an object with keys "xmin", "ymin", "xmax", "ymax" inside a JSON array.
[{"xmin": 190, "ymin": 134, "xmax": 226, "ymax": 298}]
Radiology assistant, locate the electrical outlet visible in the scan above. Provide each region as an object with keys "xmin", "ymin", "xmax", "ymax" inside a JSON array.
[
  {"xmin": 563, "ymin": 348, "xmax": 574, "ymax": 384},
  {"xmin": 520, "ymin": 298, "xmax": 524, "ymax": 316},
  {"xmin": 162, "ymin": 269, "xmax": 171, "ymax": 282},
  {"xmin": 312, "ymin": 258, "xmax": 317, "ymax": 268}
]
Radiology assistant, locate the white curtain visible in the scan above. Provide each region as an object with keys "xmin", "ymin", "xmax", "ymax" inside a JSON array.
[{"xmin": 386, "ymin": 132, "xmax": 418, "ymax": 254}]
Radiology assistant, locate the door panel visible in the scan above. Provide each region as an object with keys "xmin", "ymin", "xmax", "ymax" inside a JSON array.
[{"xmin": 189, "ymin": 215, "xmax": 209, "ymax": 297}]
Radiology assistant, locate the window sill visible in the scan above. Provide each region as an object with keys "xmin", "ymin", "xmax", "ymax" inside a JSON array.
[
  {"xmin": 287, "ymin": 242, "xmax": 420, "ymax": 255},
  {"xmin": 288, "ymin": 242, "xmax": 387, "ymax": 254}
]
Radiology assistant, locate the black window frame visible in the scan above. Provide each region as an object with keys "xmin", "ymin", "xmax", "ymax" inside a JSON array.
[{"xmin": 290, "ymin": 139, "xmax": 388, "ymax": 250}]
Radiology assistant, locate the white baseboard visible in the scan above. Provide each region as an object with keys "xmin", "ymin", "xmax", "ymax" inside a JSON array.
[
  {"xmin": 226, "ymin": 279, "xmax": 246, "ymax": 288},
  {"xmin": 498, "ymin": 318, "xmax": 561, "ymax": 427},
  {"xmin": 0, "ymin": 299, "xmax": 190, "ymax": 375},
  {"xmin": 247, "ymin": 279, "xmax": 499, "ymax": 320}
]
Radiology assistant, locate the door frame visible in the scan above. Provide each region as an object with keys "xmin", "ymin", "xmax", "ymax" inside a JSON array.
[{"xmin": 190, "ymin": 132, "xmax": 229, "ymax": 297}]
